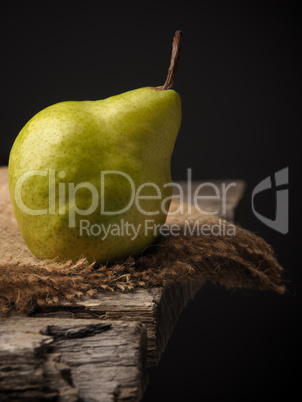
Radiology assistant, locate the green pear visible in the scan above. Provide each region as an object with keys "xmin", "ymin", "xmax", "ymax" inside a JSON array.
[{"xmin": 8, "ymin": 31, "xmax": 183, "ymax": 263}]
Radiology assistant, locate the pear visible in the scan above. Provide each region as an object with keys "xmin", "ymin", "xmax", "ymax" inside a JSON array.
[{"xmin": 8, "ymin": 31, "xmax": 183, "ymax": 263}]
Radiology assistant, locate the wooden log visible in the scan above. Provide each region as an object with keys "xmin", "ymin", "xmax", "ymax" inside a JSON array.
[{"xmin": 0, "ymin": 317, "xmax": 148, "ymax": 401}]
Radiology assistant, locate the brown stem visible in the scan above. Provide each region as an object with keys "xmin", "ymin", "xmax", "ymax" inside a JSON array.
[{"xmin": 162, "ymin": 30, "xmax": 183, "ymax": 90}]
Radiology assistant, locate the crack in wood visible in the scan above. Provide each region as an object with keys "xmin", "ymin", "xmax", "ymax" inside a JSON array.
[{"xmin": 40, "ymin": 322, "xmax": 112, "ymax": 340}]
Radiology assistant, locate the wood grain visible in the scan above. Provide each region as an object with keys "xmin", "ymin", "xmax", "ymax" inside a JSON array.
[
  {"xmin": 32, "ymin": 281, "xmax": 203, "ymax": 367},
  {"xmin": 0, "ymin": 317, "xmax": 148, "ymax": 401}
]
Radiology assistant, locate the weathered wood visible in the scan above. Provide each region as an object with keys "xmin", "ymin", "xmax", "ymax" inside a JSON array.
[
  {"xmin": 0, "ymin": 317, "xmax": 148, "ymax": 401},
  {"xmin": 32, "ymin": 281, "xmax": 203, "ymax": 367}
]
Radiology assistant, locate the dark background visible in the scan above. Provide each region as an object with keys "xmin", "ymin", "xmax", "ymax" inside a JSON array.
[{"xmin": 1, "ymin": 2, "xmax": 300, "ymax": 401}]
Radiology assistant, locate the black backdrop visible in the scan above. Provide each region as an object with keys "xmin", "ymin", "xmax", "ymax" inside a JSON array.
[{"xmin": 1, "ymin": 2, "xmax": 300, "ymax": 401}]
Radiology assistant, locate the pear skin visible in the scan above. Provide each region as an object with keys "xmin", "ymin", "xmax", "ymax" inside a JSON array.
[{"xmin": 8, "ymin": 31, "xmax": 183, "ymax": 263}]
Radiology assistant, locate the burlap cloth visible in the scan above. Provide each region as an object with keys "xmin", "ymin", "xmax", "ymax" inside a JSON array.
[{"xmin": 0, "ymin": 168, "xmax": 285, "ymax": 314}]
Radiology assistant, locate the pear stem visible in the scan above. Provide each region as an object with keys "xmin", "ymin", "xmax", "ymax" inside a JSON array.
[{"xmin": 162, "ymin": 30, "xmax": 183, "ymax": 90}]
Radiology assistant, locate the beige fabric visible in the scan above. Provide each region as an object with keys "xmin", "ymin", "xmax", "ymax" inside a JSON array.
[{"xmin": 0, "ymin": 169, "xmax": 285, "ymax": 314}]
